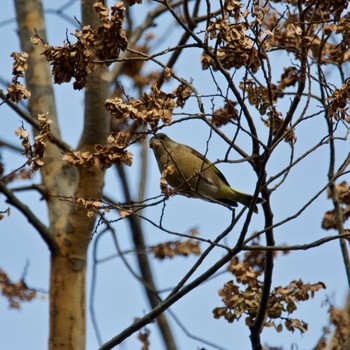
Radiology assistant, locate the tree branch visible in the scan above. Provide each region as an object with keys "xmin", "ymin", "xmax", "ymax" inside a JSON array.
[
  {"xmin": 0, "ymin": 90, "xmax": 73, "ymax": 153},
  {"xmin": 116, "ymin": 165, "xmax": 178, "ymax": 350},
  {"xmin": 0, "ymin": 182, "xmax": 57, "ymax": 252}
]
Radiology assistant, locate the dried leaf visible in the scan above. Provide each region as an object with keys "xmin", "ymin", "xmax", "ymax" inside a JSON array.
[
  {"xmin": 151, "ymin": 239, "xmax": 201, "ymax": 259},
  {"xmin": 0, "ymin": 269, "xmax": 37, "ymax": 309}
]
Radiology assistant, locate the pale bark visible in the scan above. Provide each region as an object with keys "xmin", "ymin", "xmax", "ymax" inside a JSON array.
[
  {"xmin": 14, "ymin": 0, "xmax": 78, "ymax": 230},
  {"xmin": 14, "ymin": 0, "xmax": 108, "ymax": 349}
]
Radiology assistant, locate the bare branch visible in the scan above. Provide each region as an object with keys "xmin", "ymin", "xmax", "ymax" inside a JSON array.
[
  {"xmin": 243, "ymin": 233, "xmax": 350, "ymax": 252},
  {"xmin": 0, "ymin": 182, "xmax": 57, "ymax": 251},
  {"xmin": 0, "ymin": 90, "xmax": 74, "ymax": 153}
]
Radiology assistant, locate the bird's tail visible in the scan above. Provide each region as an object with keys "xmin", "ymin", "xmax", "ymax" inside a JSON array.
[{"xmin": 227, "ymin": 188, "xmax": 264, "ymax": 213}]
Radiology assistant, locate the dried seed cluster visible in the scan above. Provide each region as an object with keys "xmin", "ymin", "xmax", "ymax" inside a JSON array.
[
  {"xmin": 0, "ymin": 269, "xmax": 36, "ymax": 309},
  {"xmin": 105, "ymin": 83, "xmax": 176, "ymax": 129},
  {"xmin": 212, "ymin": 100, "xmax": 239, "ymax": 127},
  {"xmin": 62, "ymin": 131, "xmax": 132, "ymax": 170},
  {"xmin": 322, "ymin": 181, "xmax": 350, "ymax": 230},
  {"xmin": 213, "ymin": 249, "xmax": 325, "ymax": 334},
  {"xmin": 151, "ymin": 239, "xmax": 201, "ymax": 259},
  {"xmin": 7, "ymin": 52, "xmax": 31, "ymax": 102},
  {"xmin": 14, "ymin": 114, "xmax": 52, "ymax": 171},
  {"xmin": 32, "ymin": 1, "xmax": 127, "ymax": 89}
]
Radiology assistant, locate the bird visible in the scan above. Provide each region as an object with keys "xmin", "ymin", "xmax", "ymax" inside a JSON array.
[{"xmin": 149, "ymin": 133, "xmax": 264, "ymax": 213}]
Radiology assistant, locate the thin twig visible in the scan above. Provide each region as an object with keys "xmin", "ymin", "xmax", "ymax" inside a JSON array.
[
  {"xmin": 0, "ymin": 90, "xmax": 73, "ymax": 153},
  {"xmin": 99, "ymin": 223, "xmax": 243, "ymax": 350},
  {"xmin": 243, "ymin": 233, "xmax": 350, "ymax": 252},
  {"xmin": 116, "ymin": 165, "xmax": 177, "ymax": 350}
]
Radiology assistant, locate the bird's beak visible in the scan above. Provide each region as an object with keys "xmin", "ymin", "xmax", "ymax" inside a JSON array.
[{"xmin": 149, "ymin": 137, "xmax": 160, "ymax": 149}]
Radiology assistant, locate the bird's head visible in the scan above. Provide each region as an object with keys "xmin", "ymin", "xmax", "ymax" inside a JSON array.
[{"xmin": 149, "ymin": 133, "xmax": 171, "ymax": 150}]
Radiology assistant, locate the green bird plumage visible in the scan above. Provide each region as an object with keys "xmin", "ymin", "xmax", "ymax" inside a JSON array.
[{"xmin": 149, "ymin": 133, "xmax": 264, "ymax": 213}]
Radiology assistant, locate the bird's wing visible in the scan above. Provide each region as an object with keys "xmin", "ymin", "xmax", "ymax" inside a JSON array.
[{"xmin": 183, "ymin": 144, "xmax": 231, "ymax": 187}]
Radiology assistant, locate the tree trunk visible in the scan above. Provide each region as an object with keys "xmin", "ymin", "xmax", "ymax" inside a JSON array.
[{"xmin": 14, "ymin": 0, "xmax": 109, "ymax": 349}]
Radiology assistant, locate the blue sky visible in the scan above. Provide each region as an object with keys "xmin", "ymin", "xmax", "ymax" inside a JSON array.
[{"xmin": 1, "ymin": 1, "xmax": 349, "ymax": 349}]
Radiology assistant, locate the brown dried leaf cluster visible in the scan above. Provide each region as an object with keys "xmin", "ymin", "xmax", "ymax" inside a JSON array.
[
  {"xmin": 32, "ymin": 1, "xmax": 127, "ymax": 89},
  {"xmin": 1, "ymin": 168, "xmax": 34, "ymax": 185},
  {"xmin": 0, "ymin": 269, "xmax": 37, "ymax": 309},
  {"xmin": 242, "ymin": 242, "xmax": 280, "ymax": 274},
  {"xmin": 14, "ymin": 127, "xmax": 30, "ymax": 157},
  {"xmin": 172, "ymin": 83, "xmax": 193, "ymax": 108},
  {"xmin": 159, "ymin": 165, "xmax": 176, "ymax": 198},
  {"xmin": 151, "ymin": 239, "xmax": 201, "ymax": 259},
  {"xmin": 62, "ymin": 131, "xmax": 132, "ymax": 170},
  {"xmin": 262, "ymin": 109, "xmax": 296, "ymax": 145},
  {"xmin": 326, "ymin": 306, "xmax": 350, "ymax": 349},
  {"xmin": 6, "ymin": 52, "xmax": 31, "ymax": 102},
  {"xmin": 92, "ymin": 2, "xmax": 127, "ymax": 59},
  {"xmin": 119, "ymin": 208, "xmax": 133, "ymax": 218},
  {"xmin": 33, "ymin": 114, "xmax": 52, "ymax": 168},
  {"xmin": 11, "ymin": 51, "xmax": 28, "ymax": 77},
  {"xmin": 73, "ymin": 197, "xmax": 102, "ymax": 217},
  {"xmin": 105, "ymin": 83, "xmax": 176, "ymax": 129},
  {"xmin": 200, "ymin": 0, "xmax": 349, "ymax": 138},
  {"xmin": 241, "ymin": 79, "xmax": 283, "ymax": 116},
  {"xmin": 14, "ymin": 114, "xmax": 52, "ymax": 171},
  {"xmin": 137, "ymin": 327, "xmax": 150, "ymax": 350},
  {"xmin": 322, "ymin": 182, "xmax": 350, "ymax": 230},
  {"xmin": 263, "ymin": 1, "xmax": 349, "ymax": 64},
  {"xmin": 327, "ymin": 78, "xmax": 350, "ymax": 121},
  {"xmin": 323, "ymin": 212, "xmax": 350, "ymax": 229},
  {"xmin": 239, "ymin": 79, "xmax": 296, "ymax": 143},
  {"xmin": 107, "ymin": 130, "xmax": 131, "ymax": 148},
  {"xmin": 277, "ymin": 66, "xmax": 300, "ymax": 90},
  {"xmin": 212, "ymin": 100, "xmax": 238, "ymax": 127},
  {"xmin": 0, "ymin": 208, "xmax": 11, "ymax": 221},
  {"xmin": 213, "ymin": 251, "xmax": 325, "ymax": 334},
  {"xmin": 331, "ymin": 182, "xmax": 350, "ymax": 205},
  {"xmin": 202, "ymin": 1, "xmax": 266, "ymax": 73},
  {"xmin": 314, "ymin": 303, "xmax": 350, "ymax": 350},
  {"xmin": 57, "ymin": 196, "xmax": 109, "ymax": 217}
]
